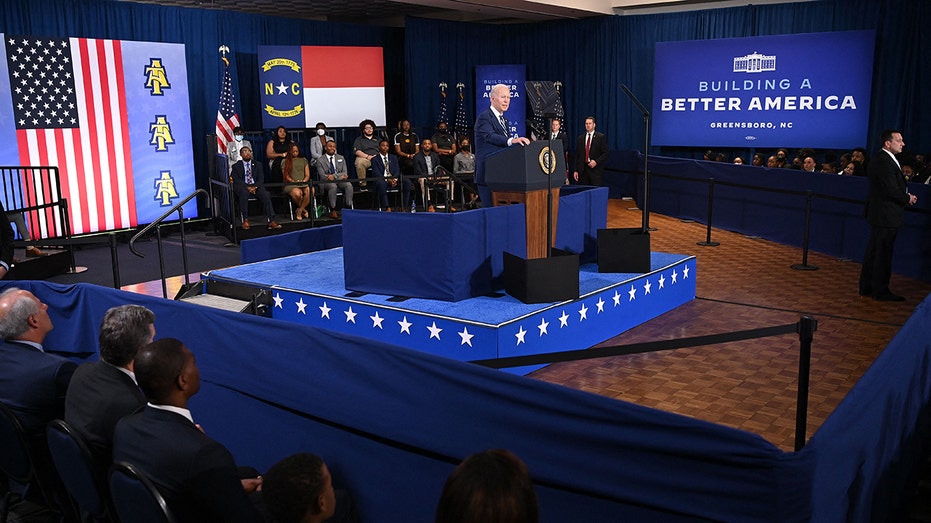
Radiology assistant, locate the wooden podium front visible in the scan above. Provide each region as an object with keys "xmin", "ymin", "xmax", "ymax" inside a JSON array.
[{"xmin": 492, "ymin": 188, "xmax": 559, "ymax": 260}]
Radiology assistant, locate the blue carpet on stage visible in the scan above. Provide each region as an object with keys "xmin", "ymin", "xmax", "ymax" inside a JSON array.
[{"xmin": 205, "ymin": 248, "xmax": 696, "ymax": 372}]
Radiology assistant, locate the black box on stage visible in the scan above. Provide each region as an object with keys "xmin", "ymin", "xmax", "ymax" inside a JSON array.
[
  {"xmin": 503, "ymin": 248, "xmax": 579, "ymax": 304},
  {"xmin": 597, "ymin": 228, "xmax": 651, "ymax": 273}
]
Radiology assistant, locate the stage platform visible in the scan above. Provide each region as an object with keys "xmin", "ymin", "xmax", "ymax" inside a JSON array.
[{"xmin": 204, "ymin": 247, "xmax": 697, "ymax": 373}]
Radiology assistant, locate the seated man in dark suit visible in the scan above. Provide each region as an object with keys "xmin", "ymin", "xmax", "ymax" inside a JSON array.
[
  {"xmin": 371, "ymin": 139, "xmax": 410, "ymax": 212},
  {"xmin": 65, "ymin": 305, "xmax": 153, "ymax": 465},
  {"xmin": 413, "ymin": 138, "xmax": 452, "ymax": 212},
  {"xmin": 112, "ymin": 338, "xmax": 263, "ymax": 522},
  {"xmin": 231, "ymin": 146, "xmax": 281, "ymax": 231},
  {"xmin": 0, "ymin": 286, "xmax": 76, "ymax": 511}
]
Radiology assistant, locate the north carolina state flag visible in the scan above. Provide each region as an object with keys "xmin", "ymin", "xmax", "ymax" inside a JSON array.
[{"xmin": 302, "ymin": 46, "xmax": 385, "ymax": 127}]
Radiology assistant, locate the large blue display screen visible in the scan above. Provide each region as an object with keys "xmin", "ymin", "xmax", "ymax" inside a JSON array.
[{"xmin": 652, "ymin": 31, "xmax": 875, "ymax": 148}]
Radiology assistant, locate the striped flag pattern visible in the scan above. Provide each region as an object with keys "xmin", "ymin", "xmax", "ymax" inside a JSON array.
[
  {"xmin": 215, "ymin": 56, "xmax": 240, "ymax": 154},
  {"xmin": 6, "ymin": 35, "xmax": 136, "ymax": 234}
]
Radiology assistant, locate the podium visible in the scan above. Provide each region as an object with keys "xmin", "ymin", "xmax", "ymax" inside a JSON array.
[
  {"xmin": 486, "ymin": 140, "xmax": 565, "ymax": 260},
  {"xmin": 486, "ymin": 140, "xmax": 578, "ymax": 303}
]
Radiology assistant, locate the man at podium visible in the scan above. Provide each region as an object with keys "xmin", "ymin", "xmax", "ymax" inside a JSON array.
[{"xmin": 474, "ymin": 83, "xmax": 530, "ymax": 206}]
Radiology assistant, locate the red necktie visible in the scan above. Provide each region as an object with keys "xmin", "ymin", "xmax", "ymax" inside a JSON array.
[{"xmin": 585, "ymin": 134, "xmax": 591, "ymax": 162}]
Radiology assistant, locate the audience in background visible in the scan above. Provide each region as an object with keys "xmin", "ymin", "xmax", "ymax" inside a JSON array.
[{"xmin": 434, "ymin": 449, "xmax": 538, "ymax": 523}]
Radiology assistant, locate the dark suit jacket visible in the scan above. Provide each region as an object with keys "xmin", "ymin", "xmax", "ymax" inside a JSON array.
[
  {"xmin": 65, "ymin": 360, "xmax": 145, "ymax": 464},
  {"xmin": 866, "ymin": 150, "xmax": 910, "ymax": 228},
  {"xmin": 474, "ymin": 107, "xmax": 511, "ymax": 186},
  {"xmin": 230, "ymin": 159, "xmax": 266, "ymax": 192},
  {"xmin": 574, "ymin": 131, "xmax": 609, "ymax": 177},
  {"xmin": 371, "ymin": 153, "xmax": 401, "ymax": 179},
  {"xmin": 0, "ymin": 340, "xmax": 76, "ymax": 438},
  {"xmin": 1, "ymin": 201, "xmax": 14, "ymax": 272},
  {"xmin": 413, "ymin": 151, "xmax": 442, "ymax": 178},
  {"xmin": 546, "ymin": 130, "xmax": 569, "ymax": 157},
  {"xmin": 113, "ymin": 406, "xmax": 262, "ymax": 523}
]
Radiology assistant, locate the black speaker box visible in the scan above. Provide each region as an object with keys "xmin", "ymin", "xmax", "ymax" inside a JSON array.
[
  {"xmin": 597, "ymin": 228, "xmax": 651, "ymax": 273},
  {"xmin": 503, "ymin": 248, "xmax": 579, "ymax": 304}
]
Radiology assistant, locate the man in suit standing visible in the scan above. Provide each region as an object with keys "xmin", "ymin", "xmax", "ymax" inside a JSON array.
[
  {"xmin": 65, "ymin": 305, "xmax": 154, "ymax": 464},
  {"xmin": 0, "ymin": 287, "xmax": 76, "ymax": 513},
  {"xmin": 231, "ymin": 146, "xmax": 281, "ymax": 230},
  {"xmin": 315, "ymin": 140, "xmax": 354, "ymax": 219},
  {"xmin": 474, "ymin": 83, "xmax": 531, "ymax": 206},
  {"xmin": 859, "ymin": 129, "xmax": 917, "ymax": 301},
  {"xmin": 573, "ymin": 116, "xmax": 609, "ymax": 186},
  {"xmin": 372, "ymin": 139, "xmax": 410, "ymax": 212},
  {"xmin": 0, "ymin": 202, "xmax": 13, "ymax": 279},
  {"xmin": 112, "ymin": 338, "xmax": 263, "ymax": 522},
  {"xmin": 547, "ymin": 118, "xmax": 570, "ymax": 184}
]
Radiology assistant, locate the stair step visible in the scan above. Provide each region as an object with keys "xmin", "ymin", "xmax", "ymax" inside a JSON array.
[{"xmin": 179, "ymin": 294, "xmax": 250, "ymax": 312}]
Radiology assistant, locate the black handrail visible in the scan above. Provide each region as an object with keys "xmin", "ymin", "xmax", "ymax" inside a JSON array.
[{"xmin": 129, "ymin": 189, "xmax": 208, "ymax": 298}]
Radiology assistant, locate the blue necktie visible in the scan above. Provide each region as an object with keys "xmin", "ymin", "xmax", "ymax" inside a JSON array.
[
  {"xmin": 245, "ymin": 162, "xmax": 254, "ymax": 184},
  {"xmin": 330, "ymin": 157, "xmax": 336, "ymax": 175}
]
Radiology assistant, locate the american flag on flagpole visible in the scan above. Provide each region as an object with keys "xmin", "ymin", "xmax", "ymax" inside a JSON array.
[
  {"xmin": 7, "ymin": 35, "xmax": 136, "ymax": 234},
  {"xmin": 454, "ymin": 82, "xmax": 470, "ymax": 140},
  {"xmin": 436, "ymin": 82, "xmax": 448, "ymax": 125},
  {"xmin": 215, "ymin": 46, "xmax": 239, "ymax": 154}
]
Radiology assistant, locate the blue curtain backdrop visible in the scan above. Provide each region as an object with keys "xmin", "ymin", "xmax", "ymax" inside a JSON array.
[
  {"xmin": 2, "ymin": 0, "xmax": 930, "ymax": 217},
  {"xmin": 406, "ymin": 0, "xmax": 931, "ymax": 160}
]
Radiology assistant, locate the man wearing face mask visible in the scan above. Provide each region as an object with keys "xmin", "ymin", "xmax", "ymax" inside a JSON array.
[
  {"xmin": 454, "ymin": 139, "xmax": 477, "ymax": 209},
  {"xmin": 310, "ymin": 122, "xmax": 334, "ymax": 163},
  {"xmin": 226, "ymin": 126, "xmax": 251, "ymax": 171},
  {"xmin": 432, "ymin": 121, "xmax": 457, "ymax": 172}
]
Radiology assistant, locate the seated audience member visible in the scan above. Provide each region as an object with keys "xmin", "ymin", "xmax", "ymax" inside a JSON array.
[
  {"xmin": 733, "ymin": 157, "xmax": 744, "ymax": 165},
  {"xmin": 267, "ymin": 125, "xmax": 291, "ymax": 181},
  {"xmin": 231, "ymin": 146, "xmax": 281, "ymax": 230},
  {"xmin": 5, "ymin": 211, "xmax": 47, "ymax": 259},
  {"xmin": 414, "ymin": 138, "xmax": 453, "ymax": 212},
  {"xmin": 751, "ymin": 153, "xmax": 766, "ymax": 167},
  {"xmin": 112, "ymin": 338, "xmax": 263, "ymax": 522},
  {"xmin": 715, "ymin": 152, "xmax": 728, "ymax": 163},
  {"xmin": 65, "ymin": 304, "xmax": 154, "ymax": 464},
  {"xmin": 352, "ymin": 119, "xmax": 380, "ymax": 183},
  {"xmin": 774, "ymin": 149, "xmax": 789, "ymax": 168},
  {"xmin": 819, "ymin": 162, "xmax": 836, "ymax": 174},
  {"xmin": 435, "ymin": 449, "xmax": 538, "ymax": 523},
  {"xmin": 902, "ymin": 162, "xmax": 917, "ymax": 182},
  {"xmin": 432, "ymin": 121, "xmax": 457, "ymax": 172},
  {"xmin": 454, "ymin": 139, "xmax": 478, "ymax": 208},
  {"xmin": 371, "ymin": 139, "xmax": 410, "ymax": 212},
  {"xmin": 702, "ymin": 150, "xmax": 715, "ymax": 161},
  {"xmin": 840, "ymin": 161, "xmax": 856, "ymax": 176},
  {"xmin": 802, "ymin": 156, "xmax": 817, "ymax": 172},
  {"xmin": 283, "ymin": 143, "xmax": 313, "ymax": 220},
  {"xmin": 1, "ymin": 205, "xmax": 12, "ymax": 278},
  {"xmin": 0, "ymin": 287, "xmax": 76, "ymax": 511},
  {"xmin": 766, "ymin": 155, "xmax": 778, "ymax": 168},
  {"xmin": 394, "ymin": 119, "xmax": 420, "ymax": 177},
  {"xmin": 261, "ymin": 453, "xmax": 359, "ymax": 523},
  {"xmin": 315, "ymin": 140, "xmax": 353, "ymax": 219},
  {"xmin": 226, "ymin": 126, "xmax": 251, "ymax": 169},
  {"xmin": 310, "ymin": 122, "xmax": 334, "ymax": 163}
]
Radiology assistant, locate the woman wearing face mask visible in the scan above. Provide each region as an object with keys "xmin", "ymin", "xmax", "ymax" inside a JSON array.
[
  {"xmin": 225, "ymin": 126, "xmax": 251, "ymax": 168},
  {"xmin": 310, "ymin": 122, "xmax": 334, "ymax": 162}
]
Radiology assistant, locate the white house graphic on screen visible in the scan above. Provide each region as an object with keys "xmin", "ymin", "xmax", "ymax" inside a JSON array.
[{"xmin": 733, "ymin": 52, "xmax": 776, "ymax": 73}]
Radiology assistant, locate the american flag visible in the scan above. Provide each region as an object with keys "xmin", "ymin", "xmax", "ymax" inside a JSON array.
[
  {"xmin": 215, "ymin": 54, "xmax": 239, "ymax": 154},
  {"xmin": 7, "ymin": 35, "xmax": 136, "ymax": 234},
  {"xmin": 454, "ymin": 82, "xmax": 470, "ymax": 140},
  {"xmin": 436, "ymin": 82, "xmax": 448, "ymax": 126}
]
